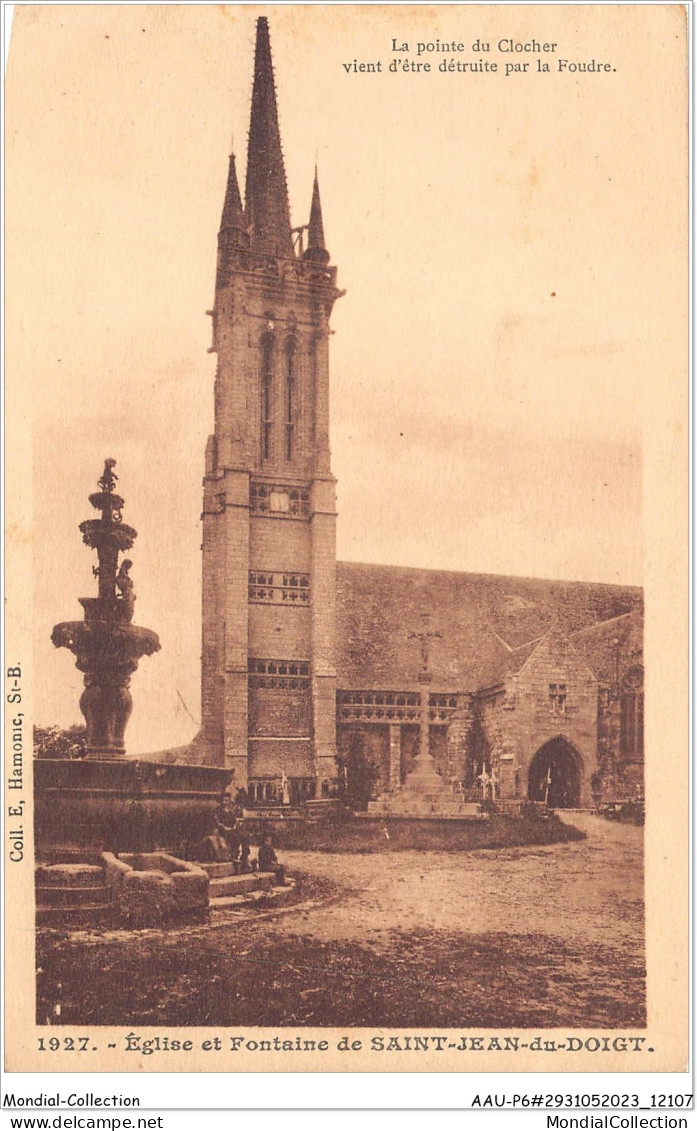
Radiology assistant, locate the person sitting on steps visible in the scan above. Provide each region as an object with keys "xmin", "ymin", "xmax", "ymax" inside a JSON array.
[
  {"xmin": 239, "ymin": 836, "xmax": 253, "ymax": 874},
  {"xmin": 192, "ymin": 821, "xmax": 230, "ymax": 863},
  {"xmin": 257, "ymin": 835, "xmax": 287, "ymax": 885},
  {"xmin": 216, "ymin": 806, "xmax": 242, "ymax": 865}
]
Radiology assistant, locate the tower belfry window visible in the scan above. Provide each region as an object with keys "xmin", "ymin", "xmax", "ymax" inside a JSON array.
[
  {"xmin": 260, "ymin": 335, "xmax": 274, "ymax": 462},
  {"xmin": 285, "ymin": 340, "xmax": 296, "ymax": 460}
]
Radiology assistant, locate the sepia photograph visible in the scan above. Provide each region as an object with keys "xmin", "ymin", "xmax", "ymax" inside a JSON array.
[{"xmin": 4, "ymin": 3, "xmax": 688, "ymax": 1074}]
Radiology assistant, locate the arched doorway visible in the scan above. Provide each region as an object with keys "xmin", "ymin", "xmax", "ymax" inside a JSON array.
[{"xmin": 528, "ymin": 737, "xmax": 582, "ymax": 808}]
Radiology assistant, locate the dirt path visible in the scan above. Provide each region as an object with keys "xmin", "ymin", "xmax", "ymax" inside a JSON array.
[{"xmin": 277, "ymin": 812, "xmax": 643, "ymax": 951}]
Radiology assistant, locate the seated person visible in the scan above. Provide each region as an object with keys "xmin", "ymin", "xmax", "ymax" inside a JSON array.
[
  {"xmin": 191, "ymin": 821, "xmax": 230, "ymax": 863},
  {"xmin": 239, "ymin": 836, "xmax": 253, "ymax": 874},
  {"xmin": 217, "ymin": 794, "xmax": 237, "ymax": 826},
  {"xmin": 257, "ymin": 835, "xmax": 287, "ymax": 885},
  {"xmin": 217, "ymin": 812, "xmax": 242, "ymax": 863}
]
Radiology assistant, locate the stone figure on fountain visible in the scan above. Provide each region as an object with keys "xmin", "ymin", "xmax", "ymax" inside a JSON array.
[{"xmin": 115, "ymin": 559, "xmax": 136, "ymax": 623}]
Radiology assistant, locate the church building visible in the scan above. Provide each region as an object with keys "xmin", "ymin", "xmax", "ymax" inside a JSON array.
[{"xmin": 188, "ymin": 18, "xmax": 644, "ymax": 810}]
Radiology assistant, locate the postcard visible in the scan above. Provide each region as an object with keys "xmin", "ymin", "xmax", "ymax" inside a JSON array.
[{"xmin": 4, "ymin": 3, "xmax": 688, "ymax": 1080}]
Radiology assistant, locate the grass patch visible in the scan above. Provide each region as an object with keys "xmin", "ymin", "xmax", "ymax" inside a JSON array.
[
  {"xmin": 36, "ymin": 924, "xmax": 643, "ymax": 1029},
  {"xmin": 244, "ymin": 811, "xmax": 584, "ymax": 853}
]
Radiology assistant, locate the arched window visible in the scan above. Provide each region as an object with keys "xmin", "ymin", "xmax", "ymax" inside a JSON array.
[
  {"xmin": 285, "ymin": 339, "xmax": 296, "ymax": 460},
  {"xmin": 260, "ymin": 334, "xmax": 274, "ymax": 462},
  {"xmin": 308, "ymin": 337, "xmax": 317, "ymax": 446},
  {"xmin": 620, "ymin": 665, "xmax": 644, "ymax": 759}
]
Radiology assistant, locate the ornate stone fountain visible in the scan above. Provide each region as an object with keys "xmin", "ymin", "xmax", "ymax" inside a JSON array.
[
  {"xmin": 35, "ymin": 461, "xmax": 231, "ymax": 854},
  {"xmin": 51, "ymin": 458, "xmax": 160, "ymax": 759}
]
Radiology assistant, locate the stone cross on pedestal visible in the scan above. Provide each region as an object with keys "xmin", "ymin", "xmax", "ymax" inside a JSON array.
[{"xmin": 407, "ymin": 617, "xmax": 443, "ymax": 760}]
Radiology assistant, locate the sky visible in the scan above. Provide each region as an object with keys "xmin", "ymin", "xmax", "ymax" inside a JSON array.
[{"xmin": 6, "ymin": 4, "xmax": 686, "ymax": 752}]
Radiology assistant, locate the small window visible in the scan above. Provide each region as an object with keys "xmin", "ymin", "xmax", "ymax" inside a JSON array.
[{"xmin": 549, "ymin": 683, "xmax": 567, "ymax": 714}]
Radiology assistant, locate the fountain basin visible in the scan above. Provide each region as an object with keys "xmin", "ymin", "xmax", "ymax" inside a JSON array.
[
  {"xmin": 51, "ymin": 619, "xmax": 160, "ymax": 664},
  {"xmin": 79, "ymin": 517, "xmax": 137, "ymax": 553},
  {"xmin": 34, "ymin": 758, "xmax": 232, "ymax": 854}
]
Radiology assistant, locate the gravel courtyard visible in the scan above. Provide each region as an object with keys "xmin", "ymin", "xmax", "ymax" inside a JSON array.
[
  {"xmin": 277, "ymin": 812, "xmax": 643, "ymax": 953},
  {"xmin": 36, "ymin": 813, "xmax": 645, "ymax": 1028}
]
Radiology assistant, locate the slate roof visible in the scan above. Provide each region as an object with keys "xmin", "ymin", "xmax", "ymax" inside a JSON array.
[
  {"xmin": 475, "ymin": 635, "xmax": 548, "ymax": 691},
  {"xmin": 335, "ymin": 560, "xmax": 642, "ymax": 693},
  {"xmin": 571, "ymin": 608, "xmax": 644, "ymax": 685}
]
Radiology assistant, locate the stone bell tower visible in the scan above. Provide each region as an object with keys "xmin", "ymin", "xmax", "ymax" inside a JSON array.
[{"xmin": 196, "ymin": 18, "xmax": 343, "ymax": 798}]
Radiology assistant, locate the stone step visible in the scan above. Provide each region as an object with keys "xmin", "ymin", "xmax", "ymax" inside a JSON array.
[
  {"xmin": 35, "ymin": 863, "xmax": 105, "ymax": 887},
  {"xmin": 370, "ymin": 798, "xmax": 476, "ymax": 809},
  {"xmin": 367, "ymin": 799, "xmax": 485, "ymax": 818},
  {"xmin": 394, "ymin": 795, "xmax": 467, "ymax": 805},
  {"xmin": 208, "ymin": 871, "xmax": 275, "ymax": 898},
  {"xmin": 243, "ymin": 806, "xmax": 306, "ymax": 818},
  {"xmin": 36, "ymin": 903, "xmax": 114, "ymax": 928},
  {"xmin": 210, "ymin": 879, "xmax": 296, "ymax": 912},
  {"xmin": 199, "ymin": 862, "xmax": 238, "ymax": 879},
  {"xmin": 36, "ymin": 884, "xmax": 109, "ymax": 907}
]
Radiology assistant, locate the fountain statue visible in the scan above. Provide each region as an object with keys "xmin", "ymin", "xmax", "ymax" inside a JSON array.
[{"xmin": 51, "ymin": 459, "xmax": 160, "ymax": 759}]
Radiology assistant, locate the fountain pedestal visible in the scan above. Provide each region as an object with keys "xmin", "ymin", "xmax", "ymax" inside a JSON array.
[{"xmin": 52, "ymin": 610, "xmax": 160, "ymax": 761}]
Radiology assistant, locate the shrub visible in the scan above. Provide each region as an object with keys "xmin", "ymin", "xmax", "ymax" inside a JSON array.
[{"xmin": 33, "ymin": 724, "xmax": 87, "ymax": 759}]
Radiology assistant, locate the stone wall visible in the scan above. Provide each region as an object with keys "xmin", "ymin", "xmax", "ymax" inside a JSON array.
[
  {"xmin": 248, "ymin": 738, "xmax": 314, "ymax": 779},
  {"xmin": 573, "ymin": 609, "xmax": 644, "ymax": 801}
]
